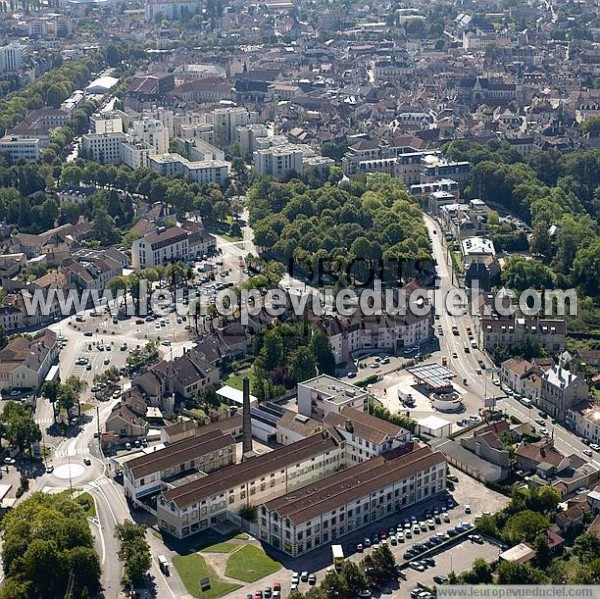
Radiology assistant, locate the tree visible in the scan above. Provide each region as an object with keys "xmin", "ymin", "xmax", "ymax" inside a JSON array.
[
  {"xmin": 0, "ymin": 492, "xmax": 100, "ymax": 598},
  {"xmin": 1, "ymin": 401, "xmax": 41, "ymax": 455},
  {"xmin": 370, "ymin": 544, "xmax": 397, "ymax": 582},
  {"xmin": 531, "ymin": 486, "xmax": 561, "ymax": 515},
  {"xmin": 41, "ymin": 380, "xmax": 61, "ymax": 422},
  {"xmin": 289, "ymin": 346, "xmax": 317, "ymax": 383},
  {"xmin": 114, "ymin": 520, "xmax": 152, "ymax": 585},
  {"xmin": 461, "ymin": 558, "xmax": 493, "ymax": 583},
  {"xmin": 0, "ymin": 324, "xmax": 6, "ymax": 349},
  {"xmin": 310, "ymin": 331, "xmax": 336, "ymax": 375},
  {"xmin": 503, "ymin": 510, "xmax": 550, "ymax": 544},
  {"xmin": 320, "ymin": 569, "xmax": 349, "ymax": 599},
  {"xmin": 340, "ymin": 561, "xmax": 367, "ymax": 597},
  {"xmin": 573, "ymin": 531, "xmax": 600, "ymax": 565},
  {"xmin": 497, "ymin": 560, "xmax": 548, "ymax": 584},
  {"xmin": 501, "ymin": 255, "xmax": 555, "ymax": 292}
]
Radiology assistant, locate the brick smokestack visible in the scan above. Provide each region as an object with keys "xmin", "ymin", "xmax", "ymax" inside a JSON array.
[{"xmin": 242, "ymin": 376, "xmax": 253, "ymax": 455}]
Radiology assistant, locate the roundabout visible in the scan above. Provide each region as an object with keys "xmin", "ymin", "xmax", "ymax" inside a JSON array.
[{"xmin": 53, "ymin": 462, "xmax": 86, "ymax": 480}]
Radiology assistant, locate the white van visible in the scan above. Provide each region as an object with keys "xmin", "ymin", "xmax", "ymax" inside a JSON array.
[
  {"xmin": 520, "ymin": 398, "xmax": 533, "ymax": 408},
  {"xmin": 158, "ymin": 555, "xmax": 170, "ymax": 576}
]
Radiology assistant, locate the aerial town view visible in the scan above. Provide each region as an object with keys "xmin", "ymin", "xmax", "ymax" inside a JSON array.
[{"xmin": 0, "ymin": 0, "xmax": 600, "ymax": 597}]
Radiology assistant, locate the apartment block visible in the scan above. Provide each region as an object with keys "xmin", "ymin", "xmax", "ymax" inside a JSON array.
[
  {"xmin": 130, "ymin": 118, "xmax": 170, "ymax": 155},
  {"xmin": 131, "ymin": 226, "xmax": 189, "ymax": 269},
  {"xmin": 297, "ymin": 375, "xmax": 369, "ymax": 420},
  {"xmin": 207, "ymin": 107, "xmax": 257, "ymax": 144},
  {"xmin": 81, "ymin": 132, "xmax": 127, "ymax": 164},
  {"xmin": 566, "ymin": 401, "xmax": 600, "ymax": 445},
  {"xmin": 0, "ymin": 136, "xmax": 43, "ymax": 162},
  {"xmin": 0, "ymin": 42, "xmax": 27, "ymax": 73},
  {"xmin": 145, "ymin": 0, "xmax": 201, "ymax": 20},
  {"xmin": 148, "ymin": 154, "xmax": 230, "ymax": 185},
  {"xmin": 253, "ymin": 145, "xmax": 303, "ymax": 179},
  {"xmin": 539, "ymin": 364, "xmax": 589, "ymax": 421},
  {"xmin": 258, "ymin": 446, "xmax": 446, "ymax": 556}
]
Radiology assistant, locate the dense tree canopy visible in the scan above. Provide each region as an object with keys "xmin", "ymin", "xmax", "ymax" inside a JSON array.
[
  {"xmin": 248, "ymin": 174, "xmax": 432, "ymax": 286},
  {"xmin": 0, "ymin": 492, "xmax": 100, "ymax": 599}
]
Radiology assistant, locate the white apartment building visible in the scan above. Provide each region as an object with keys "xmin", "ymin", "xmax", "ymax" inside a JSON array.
[
  {"xmin": 81, "ymin": 132, "xmax": 127, "ymax": 164},
  {"xmin": 90, "ymin": 112, "xmax": 124, "ymax": 134},
  {"xmin": 145, "ymin": 0, "xmax": 201, "ymax": 20},
  {"xmin": 539, "ymin": 364, "xmax": 589, "ymax": 421},
  {"xmin": 566, "ymin": 401, "xmax": 600, "ymax": 445},
  {"xmin": 207, "ymin": 107, "xmax": 256, "ymax": 144},
  {"xmin": 130, "ymin": 118, "xmax": 170, "ymax": 155},
  {"xmin": 131, "ymin": 227, "xmax": 190, "ymax": 269},
  {"xmin": 157, "ymin": 432, "xmax": 345, "ymax": 538},
  {"xmin": 121, "ymin": 141, "xmax": 156, "ymax": 170},
  {"xmin": 0, "ymin": 136, "xmax": 43, "ymax": 161},
  {"xmin": 254, "ymin": 145, "xmax": 304, "ymax": 179},
  {"xmin": 0, "ymin": 42, "xmax": 27, "ymax": 73},
  {"xmin": 148, "ymin": 154, "xmax": 230, "ymax": 186},
  {"xmin": 143, "ymin": 106, "xmax": 175, "ymax": 137},
  {"xmin": 259, "ymin": 446, "xmax": 446, "ymax": 556},
  {"xmin": 297, "ymin": 375, "xmax": 369, "ymax": 421}
]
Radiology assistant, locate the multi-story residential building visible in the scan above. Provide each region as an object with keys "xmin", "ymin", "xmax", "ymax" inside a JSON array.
[
  {"xmin": 500, "ymin": 358, "xmax": 548, "ymax": 403},
  {"xmin": 90, "ymin": 112, "xmax": 125, "ymax": 135},
  {"xmin": 323, "ymin": 406, "xmax": 412, "ymax": 464},
  {"xmin": 124, "ymin": 428, "xmax": 236, "ymax": 502},
  {"xmin": 81, "ymin": 132, "xmax": 127, "ymax": 164},
  {"xmin": 420, "ymin": 155, "xmax": 471, "ymax": 185},
  {"xmin": 297, "ymin": 375, "xmax": 369, "ymax": 420},
  {"xmin": 157, "ymin": 432, "xmax": 345, "ymax": 538},
  {"xmin": 130, "ymin": 118, "xmax": 170, "ymax": 155},
  {"xmin": 539, "ymin": 364, "xmax": 589, "ymax": 421},
  {"xmin": 258, "ymin": 446, "xmax": 446, "ymax": 556},
  {"xmin": 145, "ymin": 0, "xmax": 201, "ymax": 20},
  {"xmin": 148, "ymin": 154, "xmax": 230, "ymax": 186},
  {"xmin": 566, "ymin": 401, "xmax": 600, "ymax": 445},
  {"xmin": 131, "ymin": 226, "xmax": 189, "ymax": 269},
  {"xmin": 410, "ymin": 179, "xmax": 460, "ymax": 202},
  {"xmin": 475, "ymin": 306, "xmax": 566, "ymax": 354},
  {"xmin": 0, "ymin": 136, "xmax": 43, "ymax": 162},
  {"xmin": 0, "ymin": 42, "xmax": 27, "ymax": 73},
  {"xmin": 207, "ymin": 107, "xmax": 256, "ymax": 144},
  {"xmin": 253, "ymin": 145, "xmax": 304, "ymax": 179},
  {"xmin": 120, "ymin": 141, "xmax": 156, "ymax": 170},
  {"xmin": 0, "ymin": 329, "xmax": 58, "ymax": 392},
  {"xmin": 28, "ymin": 14, "xmax": 72, "ymax": 38},
  {"xmin": 373, "ymin": 59, "xmax": 414, "ymax": 83}
]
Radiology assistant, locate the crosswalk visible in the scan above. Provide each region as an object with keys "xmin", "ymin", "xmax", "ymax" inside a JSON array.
[
  {"xmin": 35, "ymin": 418, "xmax": 54, "ymax": 426},
  {"xmin": 83, "ymin": 477, "xmax": 111, "ymax": 491},
  {"xmin": 53, "ymin": 447, "xmax": 90, "ymax": 458}
]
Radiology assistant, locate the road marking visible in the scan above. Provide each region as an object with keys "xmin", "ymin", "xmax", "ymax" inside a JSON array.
[
  {"xmin": 53, "ymin": 447, "xmax": 90, "ymax": 458},
  {"xmin": 83, "ymin": 477, "xmax": 111, "ymax": 491}
]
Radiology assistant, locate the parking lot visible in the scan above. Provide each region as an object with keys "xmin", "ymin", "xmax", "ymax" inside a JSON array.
[{"xmin": 402, "ymin": 537, "xmax": 501, "ymax": 592}]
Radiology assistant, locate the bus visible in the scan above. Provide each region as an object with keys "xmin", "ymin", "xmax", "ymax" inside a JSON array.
[{"xmin": 332, "ymin": 545, "xmax": 344, "ymax": 570}]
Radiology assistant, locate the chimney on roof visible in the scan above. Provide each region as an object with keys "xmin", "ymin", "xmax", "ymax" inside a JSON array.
[
  {"xmin": 345, "ymin": 419, "xmax": 354, "ymax": 433},
  {"xmin": 242, "ymin": 376, "xmax": 253, "ymax": 457}
]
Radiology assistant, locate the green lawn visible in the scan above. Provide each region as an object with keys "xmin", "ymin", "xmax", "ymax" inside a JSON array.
[
  {"xmin": 235, "ymin": 533, "xmax": 249, "ymax": 540},
  {"xmin": 75, "ymin": 492, "xmax": 96, "ymax": 518},
  {"xmin": 201, "ymin": 542, "xmax": 238, "ymax": 554},
  {"xmin": 172, "ymin": 553, "xmax": 241, "ymax": 599},
  {"xmin": 225, "ymin": 545, "xmax": 281, "ymax": 583},
  {"xmin": 80, "ymin": 403, "xmax": 94, "ymax": 413},
  {"xmin": 225, "ymin": 370, "xmax": 255, "ymax": 392}
]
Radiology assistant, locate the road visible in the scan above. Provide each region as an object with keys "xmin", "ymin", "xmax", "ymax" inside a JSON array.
[{"xmin": 424, "ymin": 215, "xmax": 594, "ymax": 463}]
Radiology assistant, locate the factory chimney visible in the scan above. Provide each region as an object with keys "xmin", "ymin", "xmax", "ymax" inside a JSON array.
[{"xmin": 242, "ymin": 376, "xmax": 253, "ymax": 457}]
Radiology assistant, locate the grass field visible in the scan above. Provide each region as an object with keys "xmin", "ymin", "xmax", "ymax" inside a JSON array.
[
  {"xmin": 225, "ymin": 370, "xmax": 255, "ymax": 392},
  {"xmin": 75, "ymin": 492, "xmax": 96, "ymax": 518},
  {"xmin": 201, "ymin": 542, "xmax": 238, "ymax": 554},
  {"xmin": 173, "ymin": 554, "xmax": 241, "ymax": 599},
  {"xmin": 225, "ymin": 545, "xmax": 281, "ymax": 583}
]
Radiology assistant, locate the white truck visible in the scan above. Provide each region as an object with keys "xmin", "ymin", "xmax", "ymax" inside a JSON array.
[{"xmin": 332, "ymin": 545, "xmax": 344, "ymax": 570}]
